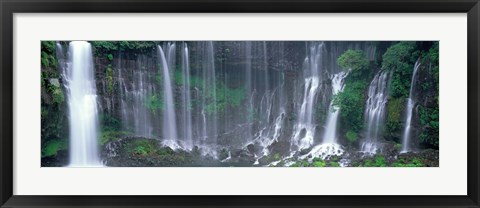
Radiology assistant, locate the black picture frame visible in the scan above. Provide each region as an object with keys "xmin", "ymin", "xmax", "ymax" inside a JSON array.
[{"xmin": 1, "ymin": 0, "xmax": 479, "ymax": 207}]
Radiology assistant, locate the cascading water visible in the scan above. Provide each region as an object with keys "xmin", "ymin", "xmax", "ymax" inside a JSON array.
[
  {"xmin": 64, "ymin": 41, "xmax": 102, "ymax": 166},
  {"xmin": 291, "ymin": 43, "xmax": 324, "ymax": 150},
  {"xmin": 361, "ymin": 70, "xmax": 391, "ymax": 154},
  {"xmin": 181, "ymin": 43, "xmax": 194, "ymax": 149},
  {"xmin": 158, "ymin": 45, "xmax": 179, "ymax": 148},
  {"xmin": 401, "ymin": 59, "xmax": 421, "ymax": 153},
  {"xmin": 302, "ymin": 71, "xmax": 348, "ymax": 160},
  {"xmin": 203, "ymin": 42, "xmax": 218, "ymax": 145}
]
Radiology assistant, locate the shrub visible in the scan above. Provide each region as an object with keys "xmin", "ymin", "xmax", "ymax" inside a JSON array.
[
  {"xmin": 337, "ymin": 50, "xmax": 369, "ymax": 72},
  {"xmin": 41, "ymin": 139, "xmax": 67, "ymax": 157},
  {"xmin": 346, "ymin": 131, "xmax": 357, "ymax": 143}
]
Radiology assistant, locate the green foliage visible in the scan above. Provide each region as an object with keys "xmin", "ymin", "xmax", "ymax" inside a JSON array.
[
  {"xmin": 155, "ymin": 71, "xmax": 163, "ymax": 85},
  {"xmin": 127, "ymin": 139, "xmax": 157, "ymax": 156},
  {"xmin": 92, "ymin": 41, "xmax": 157, "ymax": 55},
  {"xmin": 345, "ymin": 130, "xmax": 357, "ymax": 143},
  {"xmin": 392, "ymin": 158, "xmax": 424, "ymax": 167},
  {"xmin": 374, "ymin": 156, "xmax": 387, "ymax": 167},
  {"xmin": 333, "ymin": 80, "xmax": 368, "ymax": 133},
  {"xmin": 334, "ymin": 50, "xmax": 372, "ymax": 137},
  {"xmin": 41, "ymin": 41, "xmax": 56, "ymax": 53},
  {"xmin": 174, "ymin": 69, "xmax": 184, "ymax": 86},
  {"xmin": 41, "ymin": 51, "xmax": 57, "ymax": 69},
  {"xmin": 205, "ymin": 82, "xmax": 245, "ymax": 114},
  {"xmin": 415, "ymin": 42, "xmax": 439, "ymax": 149},
  {"xmin": 41, "ymin": 139, "xmax": 67, "ymax": 158},
  {"xmin": 364, "ymin": 159, "xmax": 374, "ymax": 167},
  {"xmin": 394, "ymin": 143, "xmax": 402, "ymax": 151},
  {"xmin": 47, "ymin": 83, "xmax": 65, "ymax": 104},
  {"xmin": 363, "ymin": 156, "xmax": 387, "ymax": 167},
  {"xmin": 99, "ymin": 113, "xmax": 121, "ymax": 131},
  {"xmin": 273, "ymin": 153, "xmax": 281, "ymax": 161},
  {"xmin": 386, "ymin": 98, "xmax": 404, "ymax": 136},
  {"xmin": 329, "ymin": 161, "xmax": 341, "ymax": 167},
  {"xmin": 105, "ymin": 64, "xmax": 114, "ymax": 94},
  {"xmin": 382, "ymin": 42, "xmax": 417, "ymax": 70},
  {"xmin": 382, "ymin": 42, "xmax": 418, "ymax": 98},
  {"xmin": 313, "ymin": 159, "xmax": 326, "ymax": 167},
  {"xmin": 107, "ymin": 54, "xmax": 114, "ymax": 61},
  {"xmin": 337, "ymin": 50, "xmax": 369, "ymax": 72},
  {"xmin": 100, "ymin": 130, "xmax": 129, "ymax": 145},
  {"xmin": 145, "ymin": 94, "xmax": 164, "ymax": 114},
  {"xmin": 418, "ymin": 105, "xmax": 439, "ymax": 149}
]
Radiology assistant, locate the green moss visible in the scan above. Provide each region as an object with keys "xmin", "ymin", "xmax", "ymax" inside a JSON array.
[
  {"xmin": 145, "ymin": 94, "xmax": 164, "ymax": 114},
  {"xmin": 386, "ymin": 97, "xmax": 404, "ymax": 134},
  {"xmin": 392, "ymin": 158, "xmax": 424, "ymax": 167},
  {"xmin": 205, "ymin": 82, "xmax": 245, "ymax": 115},
  {"xmin": 329, "ymin": 161, "xmax": 340, "ymax": 167},
  {"xmin": 105, "ymin": 64, "xmax": 114, "ymax": 94},
  {"xmin": 346, "ymin": 131, "xmax": 357, "ymax": 143},
  {"xmin": 100, "ymin": 130, "xmax": 129, "ymax": 145},
  {"xmin": 127, "ymin": 139, "xmax": 157, "ymax": 156},
  {"xmin": 313, "ymin": 159, "xmax": 326, "ymax": 167},
  {"xmin": 364, "ymin": 159, "xmax": 374, "ymax": 167},
  {"xmin": 107, "ymin": 54, "xmax": 114, "ymax": 61},
  {"xmin": 273, "ymin": 153, "xmax": 281, "ymax": 161},
  {"xmin": 41, "ymin": 139, "xmax": 67, "ymax": 158}
]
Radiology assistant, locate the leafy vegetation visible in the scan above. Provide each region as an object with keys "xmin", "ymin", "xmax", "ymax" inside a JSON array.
[
  {"xmin": 205, "ymin": 82, "xmax": 245, "ymax": 115},
  {"xmin": 334, "ymin": 50, "xmax": 372, "ymax": 136},
  {"xmin": 345, "ymin": 130, "xmax": 357, "ymax": 143},
  {"xmin": 382, "ymin": 42, "xmax": 418, "ymax": 98},
  {"xmin": 105, "ymin": 64, "xmax": 115, "ymax": 94},
  {"xmin": 41, "ymin": 139, "xmax": 67, "ymax": 158},
  {"xmin": 337, "ymin": 50, "xmax": 369, "ymax": 73},
  {"xmin": 363, "ymin": 155, "xmax": 387, "ymax": 167},
  {"xmin": 385, "ymin": 98, "xmax": 404, "ymax": 140},
  {"xmin": 41, "ymin": 41, "xmax": 57, "ymax": 69},
  {"xmin": 416, "ymin": 42, "xmax": 439, "ymax": 149},
  {"xmin": 392, "ymin": 158, "xmax": 424, "ymax": 167},
  {"xmin": 92, "ymin": 41, "xmax": 157, "ymax": 55},
  {"xmin": 145, "ymin": 94, "xmax": 164, "ymax": 114}
]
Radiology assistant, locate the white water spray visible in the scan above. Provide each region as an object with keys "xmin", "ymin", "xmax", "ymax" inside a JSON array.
[{"xmin": 302, "ymin": 71, "xmax": 348, "ymax": 160}]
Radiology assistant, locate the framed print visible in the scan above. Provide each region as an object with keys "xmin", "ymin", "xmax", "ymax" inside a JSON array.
[{"xmin": 1, "ymin": 0, "xmax": 479, "ymax": 207}]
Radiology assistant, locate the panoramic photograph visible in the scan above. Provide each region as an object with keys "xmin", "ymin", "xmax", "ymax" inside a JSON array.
[{"xmin": 41, "ymin": 41, "xmax": 439, "ymax": 167}]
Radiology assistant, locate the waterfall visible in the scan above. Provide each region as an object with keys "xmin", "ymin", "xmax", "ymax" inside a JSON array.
[
  {"xmin": 158, "ymin": 45, "xmax": 178, "ymax": 146},
  {"xmin": 245, "ymin": 42, "xmax": 254, "ymax": 143},
  {"xmin": 64, "ymin": 41, "xmax": 102, "ymax": 167},
  {"xmin": 291, "ymin": 43, "xmax": 324, "ymax": 150},
  {"xmin": 181, "ymin": 43, "xmax": 193, "ymax": 149},
  {"xmin": 361, "ymin": 70, "xmax": 391, "ymax": 154},
  {"xmin": 302, "ymin": 71, "xmax": 348, "ymax": 160},
  {"xmin": 322, "ymin": 71, "xmax": 348, "ymax": 144},
  {"xmin": 401, "ymin": 59, "xmax": 421, "ymax": 153},
  {"xmin": 199, "ymin": 41, "xmax": 217, "ymax": 145}
]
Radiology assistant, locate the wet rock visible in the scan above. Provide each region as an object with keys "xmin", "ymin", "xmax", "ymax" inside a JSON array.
[
  {"xmin": 247, "ymin": 144, "xmax": 255, "ymax": 154},
  {"xmin": 268, "ymin": 140, "xmax": 290, "ymax": 155}
]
